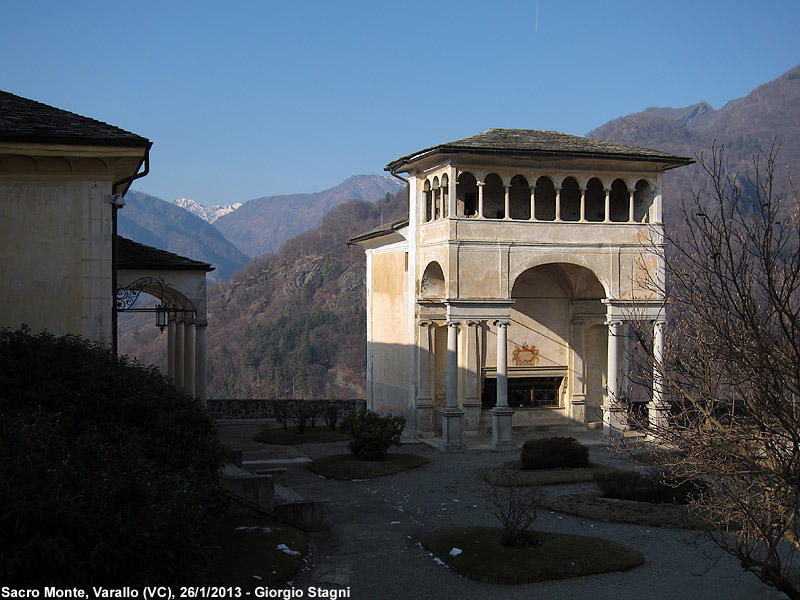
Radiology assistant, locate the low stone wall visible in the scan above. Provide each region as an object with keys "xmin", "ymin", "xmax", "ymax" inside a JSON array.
[{"xmin": 207, "ymin": 398, "xmax": 366, "ymax": 420}]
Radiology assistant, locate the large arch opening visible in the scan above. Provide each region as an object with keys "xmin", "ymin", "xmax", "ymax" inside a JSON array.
[
  {"xmin": 482, "ymin": 263, "xmax": 606, "ymax": 428},
  {"xmin": 560, "ymin": 177, "xmax": 581, "ymax": 221},
  {"xmin": 609, "ymin": 178, "xmax": 630, "ymax": 222}
]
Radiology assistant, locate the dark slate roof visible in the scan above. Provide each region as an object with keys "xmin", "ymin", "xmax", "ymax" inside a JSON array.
[
  {"xmin": 0, "ymin": 90, "xmax": 150, "ymax": 147},
  {"xmin": 117, "ymin": 236, "xmax": 214, "ymax": 272},
  {"xmin": 386, "ymin": 128, "xmax": 693, "ymax": 172},
  {"xmin": 347, "ymin": 218, "xmax": 408, "ymax": 245}
]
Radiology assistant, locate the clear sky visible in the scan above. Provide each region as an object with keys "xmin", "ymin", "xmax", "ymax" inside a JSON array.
[{"xmin": 2, "ymin": 0, "xmax": 799, "ymax": 206}]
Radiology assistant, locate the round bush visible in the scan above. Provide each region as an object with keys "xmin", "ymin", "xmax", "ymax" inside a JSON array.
[
  {"xmin": 520, "ymin": 437, "xmax": 589, "ymax": 470},
  {"xmin": 0, "ymin": 328, "xmax": 225, "ymax": 586},
  {"xmin": 339, "ymin": 410, "xmax": 405, "ymax": 461}
]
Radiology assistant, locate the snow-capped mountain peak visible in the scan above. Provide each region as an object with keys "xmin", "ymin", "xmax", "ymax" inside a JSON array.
[{"xmin": 173, "ymin": 198, "xmax": 242, "ymax": 223}]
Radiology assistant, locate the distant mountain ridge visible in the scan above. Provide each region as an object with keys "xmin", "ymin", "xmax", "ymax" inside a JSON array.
[
  {"xmin": 214, "ymin": 174, "xmax": 404, "ymax": 258},
  {"xmin": 174, "ymin": 197, "xmax": 242, "ymax": 223},
  {"xmin": 589, "ymin": 64, "xmax": 800, "ymax": 175},
  {"xmin": 118, "ymin": 191, "xmax": 250, "ymax": 282}
]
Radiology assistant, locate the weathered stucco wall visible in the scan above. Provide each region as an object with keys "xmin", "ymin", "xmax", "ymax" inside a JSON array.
[{"xmin": 368, "ymin": 250, "xmax": 412, "ymax": 418}]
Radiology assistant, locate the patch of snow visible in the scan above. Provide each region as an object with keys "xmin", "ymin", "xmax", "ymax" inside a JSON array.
[
  {"xmin": 277, "ymin": 543, "xmax": 301, "ymax": 556},
  {"xmin": 236, "ymin": 526, "xmax": 272, "ymax": 533},
  {"xmin": 449, "ymin": 548, "xmax": 462, "ymax": 557}
]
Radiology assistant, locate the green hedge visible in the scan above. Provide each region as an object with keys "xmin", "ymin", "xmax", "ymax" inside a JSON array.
[
  {"xmin": 520, "ymin": 437, "xmax": 589, "ymax": 470},
  {"xmin": 0, "ymin": 328, "xmax": 225, "ymax": 586},
  {"xmin": 339, "ymin": 410, "xmax": 405, "ymax": 461}
]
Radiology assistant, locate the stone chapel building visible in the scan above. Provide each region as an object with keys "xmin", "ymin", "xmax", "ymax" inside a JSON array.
[{"xmin": 349, "ymin": 129, "xmax": 692, "ymax": 449}]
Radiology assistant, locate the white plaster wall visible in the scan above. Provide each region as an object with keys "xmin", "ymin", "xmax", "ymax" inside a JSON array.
[{"xmin": 0, "ymin": 179, "xmax": 113, "ymax": 344}]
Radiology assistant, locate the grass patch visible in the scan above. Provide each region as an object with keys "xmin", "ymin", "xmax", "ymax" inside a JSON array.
[
  {"xmin": 485, "ymin": 460, "xmax": 612, "ymax": 486},
  {"xmin": 538, "ymin": 493, "xmax": 709, "ymax": 529},
  {"xmin": 209, "ymin": 515, "xmax": 307, "ymax": 589},
  {"xmin": 253, "ymin": 425, "xmax": 351, "ymax": 445},
  {"xmin": 309, "ymin": 453, "xmax": 429, "ymax": 480},
  {"xmin": 423, "ymin": 526, "xmax": 643, "ymax": 584}
]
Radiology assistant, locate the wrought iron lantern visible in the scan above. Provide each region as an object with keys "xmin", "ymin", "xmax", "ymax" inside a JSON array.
[{"xmin": 155, "ymin": 304, "xmax": 168, "ymax": 331}]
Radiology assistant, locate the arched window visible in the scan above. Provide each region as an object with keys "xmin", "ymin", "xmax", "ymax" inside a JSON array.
[
  {"xmin": 432, "ymin": 176, "xmax": 441, "ymax": 220},
  {"xmin": 633, "ymin": 180, "xmax": 654, "ymax": 223},
  {"xmin": 560, "ymin": 177, "xmax": 580, "ymax": 221},
  {"xmin": 534, "ymin": 176, "xmax": 556, "ymax": 221},
  {"xmin": 609, "ymin": 178, "xmax": 629, "ymax": 222},
  {"xmin": 509, "ymin": 175, "xmax": 531, "ymax": 220},
  {"xmin": 483, "ymin": 173, "xmax": 505, "ymax": 219},
  {"xmin": 423, "ymin": 179, "xmax": 432, "ymax": 222},
  {"xmin": 457, "ymin": 172, "xmax": 478, "ymax": 217},
  {"xmin": 584, "ymin": 178, "xmax": 604, "ymax": 222},
  {"xmin": 441, "ymin": 173, "xmax": 449, "ymax": 218}
]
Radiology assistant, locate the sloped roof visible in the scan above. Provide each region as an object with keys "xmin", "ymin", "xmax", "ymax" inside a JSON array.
[
  {"xmin": 117, "ymin": 236, "xmax": 214, "ymax": 272},
  {"xmin": 386, "ymin": 128, "xmax": 693, "ymax": 172},
  {"xmin": 0, "ymin": 90, "xmax": 150, "ymax": 147},
  {"xmin": 347, "ymin": 218, "xmax": 408, "ymax": 245}
]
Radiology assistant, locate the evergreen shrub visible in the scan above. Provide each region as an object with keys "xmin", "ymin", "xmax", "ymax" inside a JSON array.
[
  {"xmin": 0, "ymin": 328, "xmax": 225, "ymax": 586},
  {"xmin": 339, "ymin": 409, "xmax": 405, "ymax": 460},
  {"xmin": 520, "ymin": 436, "xmax": 589, "ymax": 470}
]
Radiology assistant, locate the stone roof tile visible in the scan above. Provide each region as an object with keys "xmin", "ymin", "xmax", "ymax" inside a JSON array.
[
  {"xmin": 0, "ymin": 90, "xmax": 150, "ymax": 146},
  {"xmin": 387, "ymin": 128, "xmax": 692, "ymax": 172},
  {"xmin": 117, "ymin": 236, "xmax": 214, "ymax": 272}
]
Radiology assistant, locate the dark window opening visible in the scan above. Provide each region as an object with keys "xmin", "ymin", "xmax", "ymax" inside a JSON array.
[{"xmin": 481, "ymin": 376, "xmax": 563, "ymax": 408}]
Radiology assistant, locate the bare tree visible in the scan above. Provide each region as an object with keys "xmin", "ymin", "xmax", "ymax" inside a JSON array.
[
  {"xmin": 486, "ymin": 485, "xmax": 542, "ymax": 548},
  {"xmin": 632, "ymin": 142, "xmax": 800, "ymax": 598}
]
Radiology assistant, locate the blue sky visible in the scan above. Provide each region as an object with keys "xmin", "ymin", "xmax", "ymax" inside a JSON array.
[{"xmin": 3, "ymin": 1, "xmax": 799, "ymax": 206}]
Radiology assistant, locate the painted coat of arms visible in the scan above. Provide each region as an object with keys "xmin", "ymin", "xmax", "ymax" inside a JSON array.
[{"xmin": 513, "ymin": 344, "xmax": 539, "ymax": 366}]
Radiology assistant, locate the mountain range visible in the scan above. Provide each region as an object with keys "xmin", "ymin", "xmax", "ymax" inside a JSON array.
[
  {"xmin": 117, "ymin": 191, "xmax": 250, "ymax": 282},
  {"xmin": 213, "ymin": 174, "xmax": 404, "ymax": 257}
]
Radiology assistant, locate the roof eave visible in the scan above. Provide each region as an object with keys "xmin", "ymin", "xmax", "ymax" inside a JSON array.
[{"xmin": 387, "ymin": 146, "xmax": 694, "ymax": 174}]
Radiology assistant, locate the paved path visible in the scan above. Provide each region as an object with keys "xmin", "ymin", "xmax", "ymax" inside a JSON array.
[{"xmin": 218, "ymin": 420, "xmax": 786, "ymax": 599}]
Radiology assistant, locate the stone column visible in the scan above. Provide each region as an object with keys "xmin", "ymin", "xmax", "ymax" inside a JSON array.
[
  {"xmin": 650, "ymin": 320, "xmax": 668, "ymax": 433},
  {"xmin": 441, "ymin": 320, "xmax": 465, "ymax": 451},
  {"xmin": 174, "ymin": 314, "xmax": 185, "ymax": 389},
  {"xmin": 603, "ymin": 187, "xmax": 611, "ymax": 223},
  {"xmin": 570, "ymin": 319, "xmax": 587, "ymax": 426},
  {"xmin": 477, "ymin": 181, "xmax": 485, "ymax": 219},
  {"xmin": 603, "ymin": 319, "xmax": 625, "ymax": 436},
  {"xmin": 503, "ymin": 184, "xmax": 510, "ymax": 220},
  {"xmin": 555, "ymin": 186, "xmax": 563, "ymax": 222},
  {"xmin": 628, "ymin": 185, "xmax": 635, "ymax": 223},
  {"xmin": 195, "ymin": 320, "xmax": 208, "ymax": 405},
  {"xmin": 491, "ymin": 320, "xmax": 515, "ymax": 449},
  {"xmin": 416, "ymin": 321, "xmax": 435, "ymax": 437},
  {"xmin": 167, "ymin": 313, "xmax": 176, "ymax": 382},
  {"xmin": 183, "ymin": 313, "xmax": 196, "ymax": 397},
  {"xmin": 463, "ymin": 320, "xmax": 482, "ymax": 432},
  {"xmin": 529, "ymin": 185, "xmax": 536, "ymax": 221},
  {"xmin": 579, "ymin": 186, "xmax": 587, "ymax": 222}
]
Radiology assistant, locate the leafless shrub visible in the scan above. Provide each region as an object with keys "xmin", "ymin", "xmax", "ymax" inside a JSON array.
[{"xmin": 486, "ymin": 485, "xmax": 542, "ymax": 548}]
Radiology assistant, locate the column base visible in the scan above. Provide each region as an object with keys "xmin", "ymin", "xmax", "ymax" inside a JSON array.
[
  {"xmin": 602, "ymin": 404, "xmax": 626, "ymax": 437},
  {"xmin": 491, "ymin": 406, "xmax": 515, "ymax": 450},
  {"xmin": 416, "ymin": 400, "xmax": 435, "ymax": 437},
  {"xmin": 570, "ymin": 395, "xmax": 587, "ymax": 426},
  {"xmin": 440, "ymin": 407, "xmax": 466, "ymax": 452},
  {"xmin": 463, "ymin": 400, "xmax": 482, "ymax": 433}
]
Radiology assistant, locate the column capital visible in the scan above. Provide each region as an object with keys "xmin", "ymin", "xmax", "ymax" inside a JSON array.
[
  {"xmin": 195, "ymin": 319, "xmax": 208, "ymax": 328},
  {"xmin": 446, "ymin": 320, "xmax": 461, "ymax": 328},
  {"xmin": 572, "ymin": 318, "xmax": 585, "ymax": 327},
  {"xmin": 493, "ymin": 319, "xmax": 511, "ymax": 328},
  {"xmin": 476, "ymin": 181, "xmax": 485, "ymax": 187},
  {"xmin": 466, "ymin": 319, "xmax": 482, "ymax": 327},
  {"xmin": 418, "ymin": 319, "xmax": 435, "ymax": 328}
]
